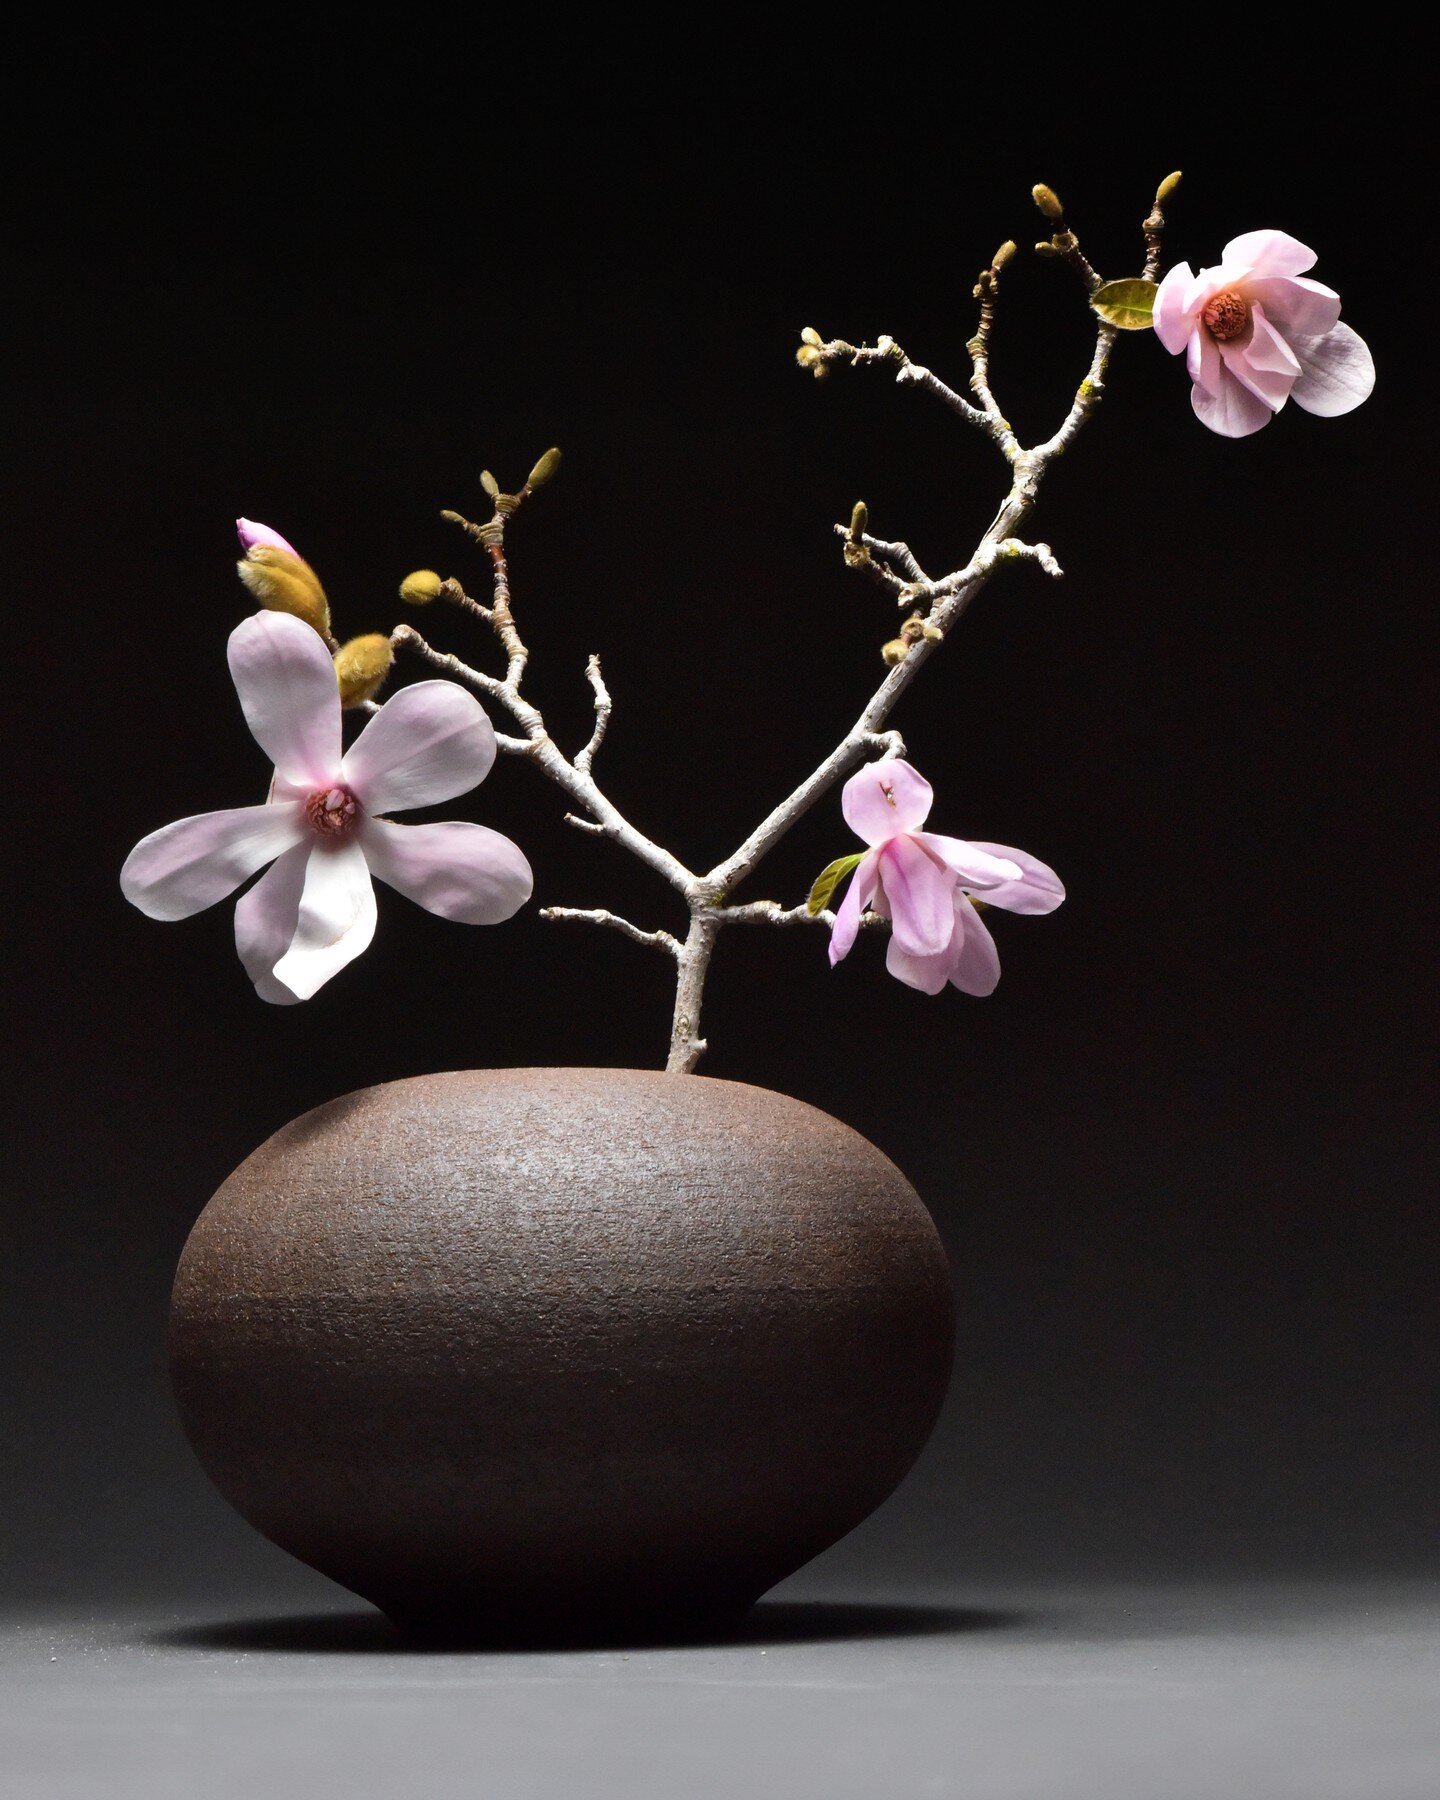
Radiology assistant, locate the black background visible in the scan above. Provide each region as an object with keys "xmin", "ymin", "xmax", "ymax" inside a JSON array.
[{"xmin": 6, "ymin": 38, "xmax": 1434, "ymax": 1605}]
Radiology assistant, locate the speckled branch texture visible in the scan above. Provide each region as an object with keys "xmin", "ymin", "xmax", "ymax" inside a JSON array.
[{"xmin": 390, "ymin": 178, "xmax": 1180, "ymax": 1071}]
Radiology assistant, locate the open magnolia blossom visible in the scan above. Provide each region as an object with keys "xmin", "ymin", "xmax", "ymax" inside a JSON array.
[
  {"xmin": 121, "ymin": 610, "xmax": 532, "ymax": 1002},
  {"xmin": 828, "ymin": 760, "xmax": 1063, "ymax": 995},
  {"xmin": 1153, "ymin": 229, "xmax": 1373, "ymax": 438},
  {"xmin": 118, "ymin": 180, "xmax": 1374, "ymax": 1070}
]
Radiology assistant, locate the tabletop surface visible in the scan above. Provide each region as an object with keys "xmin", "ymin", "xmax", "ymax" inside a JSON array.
[{"xmin": 3, "ymin": 1574, "xmax": 1437, "ymax": 1799}]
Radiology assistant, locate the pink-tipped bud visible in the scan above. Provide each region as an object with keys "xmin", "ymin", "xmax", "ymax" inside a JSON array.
[{"xmin": 236, "ymin": 518, "xmax": 299, "ymax": 557}]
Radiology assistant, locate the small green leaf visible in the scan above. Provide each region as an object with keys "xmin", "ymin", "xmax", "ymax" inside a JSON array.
[
  {"xmin": 1091, "ymin": 278, "xmax": 1158, "ymax": 330},
  {"xmin": 806, "ymin": 853, "xmax": 865, "ymax": 916}
]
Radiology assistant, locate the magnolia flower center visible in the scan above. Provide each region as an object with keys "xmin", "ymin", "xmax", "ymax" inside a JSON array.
[
  {"xmin": 1201, "ymin": 289, "xmax": 1249, "ymax": 342},
  {"xmin": 305, "ymin": 784, "xmax": 359, "ymax": 836}
]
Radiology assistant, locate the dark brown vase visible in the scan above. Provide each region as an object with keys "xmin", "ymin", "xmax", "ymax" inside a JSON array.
[{"xmin": 169, "ymin": 1068, "xmax": 954, "ymax": 1641}]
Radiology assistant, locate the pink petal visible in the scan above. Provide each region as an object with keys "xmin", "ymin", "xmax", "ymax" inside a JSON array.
[
  {"xmin": 827, "ymin": 849, "xmax": 879, "ymax": 966},
  {"xmin": 949, "ymin": 901, "xmax": 1002, "ymax": 997},
  {"xmin": 360, "ymin": 818, "xmax": 532, "ymax": 924},
  {"xmin": 341, "ymin": 680, "xmax": 496, "ymax": 815},
  {"xmin": 1244, "ymin": 275, "xmax": 1341, "ymax": 340},
  {"xmin": 1218, "ymin": 305, "xmax": 1299, "ymax": 412},
  {"xmin": 227, "ymin": 611, "xmax": 342, "ymax": 790},
  {"xmin": 878, "ymin": 834, "xmax": 957, "ymax": 957},
  {"xmin": 884, "ymin": 934, "xmax": 953, "ymax": 995},
  {"xmin": 841, "ymin": 758, "xmax": 933, "ymax": 844},
  {"xmin": 1187, "ymin": 326, "xmax": 1223, "ymax": 397},
  {"xmin": 120, "ymin": 801, "xmax": 307, "ymax": 921},
  {"xmin": 1287, "ymin": 322, "xmax": 1375, "ymax": 418},
  {"xmin": 1222, "ymin": 230, "xmax": 1316, "ymax": 279},
  {"xmin": 270, "ymin": 840, "xmax": 377, "ymax": 1000},
  {"xmin": 912, "ymin": 832, "xmax": 1023, "ymax": 891},
  {"xmin": 236, "ymin": 518, "xmax": 299, "ymax": 557},
  {"xmin": 956, "ymin": 842, "xmax": 1065, "ymax": 915},
  {"xmin": 1153, "ymin": 262, "xmax": 1197, "ymax": 354},
  {"xmin": 234, "ymin": 841, "xmax": 310, "ymax": 1004},
  {"xmin": 1190, "ymin": 359, "xmax": 1274, "ymax": 438}
]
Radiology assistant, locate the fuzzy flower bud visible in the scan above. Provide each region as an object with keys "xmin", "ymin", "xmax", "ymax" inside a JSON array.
[
  {"xmin": 526, "ymin": 447, "xmax": 563, "ymax": 491},
  {"xmin": 236, "ymin": 544, "xmax": 331, "ymax": 638},
  {"xmin": 333, "ymin": 634, "xmax": 395, "ymax": 708},
  {"xmin": 1032, "ymin": 183, "xmax": 1064, "ymax": 222},
  {"xmin": 399, "ymin": 569, "xmax": 444, "ymax": 606}
]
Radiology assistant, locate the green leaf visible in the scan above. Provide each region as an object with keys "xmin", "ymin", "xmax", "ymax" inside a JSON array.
[
  {"xmin": 1091, "ymin": 278, "xmax": 1158, "ymax": 330},
  {"xmin": 806, "ymin": 853, "xmax": 865, "ymax": 916}
]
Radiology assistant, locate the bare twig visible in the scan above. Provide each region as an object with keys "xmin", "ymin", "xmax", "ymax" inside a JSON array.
[
  {"xmin": 575, "ymin": 655, "xmax": 611, "ymax": 776},
  {"xmin": 389, "ymin": 177, "xmax": 1175, "ymax": 1073},
  {"xmin": 539, "ymin": 907, "xmax": 681, "ymax": 956}
]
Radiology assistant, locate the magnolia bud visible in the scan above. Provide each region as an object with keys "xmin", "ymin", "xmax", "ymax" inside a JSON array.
[
  {"xmin": 526, "ymin": 447, "xmax": 562, "ymax": 490},
  {"xmin": 849, "ymin": 500, "xmax": 868, "ymax": 541},
  {"xmin": 992, "ymin": 240, "xmax": 1017, "ymax": 271},
  {"xmin": 237, "ymin": 545, "xmax": 331, "ymax": 637},
  {"xmin": 236, "ymin": 517, "xmax": 298, "ymax": 557},
  {"xmin": 796, "ymin": 344, "xmax": 822, "ymax": 368},
  {"xmin": 333, "ymin": 633, "xmax": 395, "ymax": 708},
  {"xmin": 800, "ymin": 326, "xmax": 822, "ymax": 346},
  {"xmin": 1155, "ymin": 170, "xmax": 1183, "ymax": 205},
  {"xmin": 881, "ymin": 637, "xmax": 909, "ymax": 667},
  {"xmin": 399, "ymin": 569, "xmax": 443, "ymax": 606},
  {"xmin": 1032, "ymin": 183, "xmax": 1064, "ymax": 221},
  {"xmin": 479, "ymin": 471, "xmax": 500, "ymax": 499}
]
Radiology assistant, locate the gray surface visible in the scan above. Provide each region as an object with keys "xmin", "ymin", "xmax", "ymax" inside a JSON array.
[{"xmin": 3, "ymin": 1576, "xmax": 1438, "ymax": 1799}]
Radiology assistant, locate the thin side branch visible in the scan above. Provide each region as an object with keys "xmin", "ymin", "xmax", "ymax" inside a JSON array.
[
  {"xmin": 575, "ymin": 655, "xmax": 611, "ymax": 775},
  {"xmin": 388, "ymin": 175, "xmax": 1180, "ymax": 1075},
  {"xmin": 539, "ymin": 907, "xmax": 681, "ymax": 957}
]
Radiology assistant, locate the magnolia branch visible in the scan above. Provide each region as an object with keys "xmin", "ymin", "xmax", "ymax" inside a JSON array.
[
  {"xmin": 389, "ymin": 175, "xmax": 1179, "ymax": 1074},
  {"xmin": 539, "ymin": 907, "xmax": 680, "ymax": 956}
]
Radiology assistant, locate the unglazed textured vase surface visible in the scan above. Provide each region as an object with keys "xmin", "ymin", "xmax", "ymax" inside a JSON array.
[{"xmin": 170, "ymin": 1068, "xmax": 954, "ymax": 1640}]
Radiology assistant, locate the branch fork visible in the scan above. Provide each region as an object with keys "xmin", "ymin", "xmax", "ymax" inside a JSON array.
[{"xmin": 390, "ymin": 176, "xmax": 1178, "ymax": 1071}]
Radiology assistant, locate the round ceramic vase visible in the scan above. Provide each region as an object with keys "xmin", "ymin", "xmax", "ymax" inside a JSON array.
[{"xmin": 169, "ymin": 1068, "xmax": 954, "ymax": 1640}]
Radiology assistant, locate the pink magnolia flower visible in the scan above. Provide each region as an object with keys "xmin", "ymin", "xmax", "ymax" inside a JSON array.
[
  {"xmin": 121, "ymin": 610, "xmax": 532, "ymax": 1002},
  {"xmin": 1153, "ymin": 229, "xmax": 1374, "ymax": 438},
  {"xmin": 1159, "ymin": 230, "xmax": 1375, "ymax": 437},
  {"xmin": 236, "ymin": 517, "xmax": 299, "ymax": 556},
  {"xmin": 828, "ymin": 759, "xmax": 1063, "ymax": 995}
]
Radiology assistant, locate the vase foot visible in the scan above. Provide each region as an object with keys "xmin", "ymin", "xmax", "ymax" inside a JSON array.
[{"xmin": 379, "ymin": 1595, "xmax": 764, "ymax": 1650}]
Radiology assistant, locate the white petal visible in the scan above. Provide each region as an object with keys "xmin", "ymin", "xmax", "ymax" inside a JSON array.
[
  {"xmin": 342, "ymin": 681, "xmax": 497, "ymax": 815},
  {"xmin": 271, "ymin": 841, "xmax": 377, "ymax": 1000},
  {"xmin": 1191, "ymin": 360, "xmax": 1274, "ymax": 438},
  {"xmin": 1218, "ymin": 305, "xmax": 1299, "ymax": 412},
  {"xmin": 1287, "ymin": 322, "xmax": 1376, "ymax": 418},
  {"xmin": 121, "ymin": 802, "xmax": 307, "ymax": 921},
  {"xmin": 1244, "ymin": 276, "xmax": 1341, "ymax": 340},
  {"xmin": 360, "ymin": 818, "xmax": 532, "ymax": 924},
  {"xmin": 227, "ymin": 611, "xmax": 342, "ymax": 789},
  {"xmin": 1222, "ymin": 230, "xmax": 1316, "ymax": 279},
  {"xmin": 234, "ymin": 842, "xmax": 310, "ymax": 1004},
  {"xmin": 1187, "ymin": 325, "xmax": 1222, "ymax": 396},
  {"xmin": 1153, "ymin": 262, "xmax": 1197, "ymax": 355}
]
